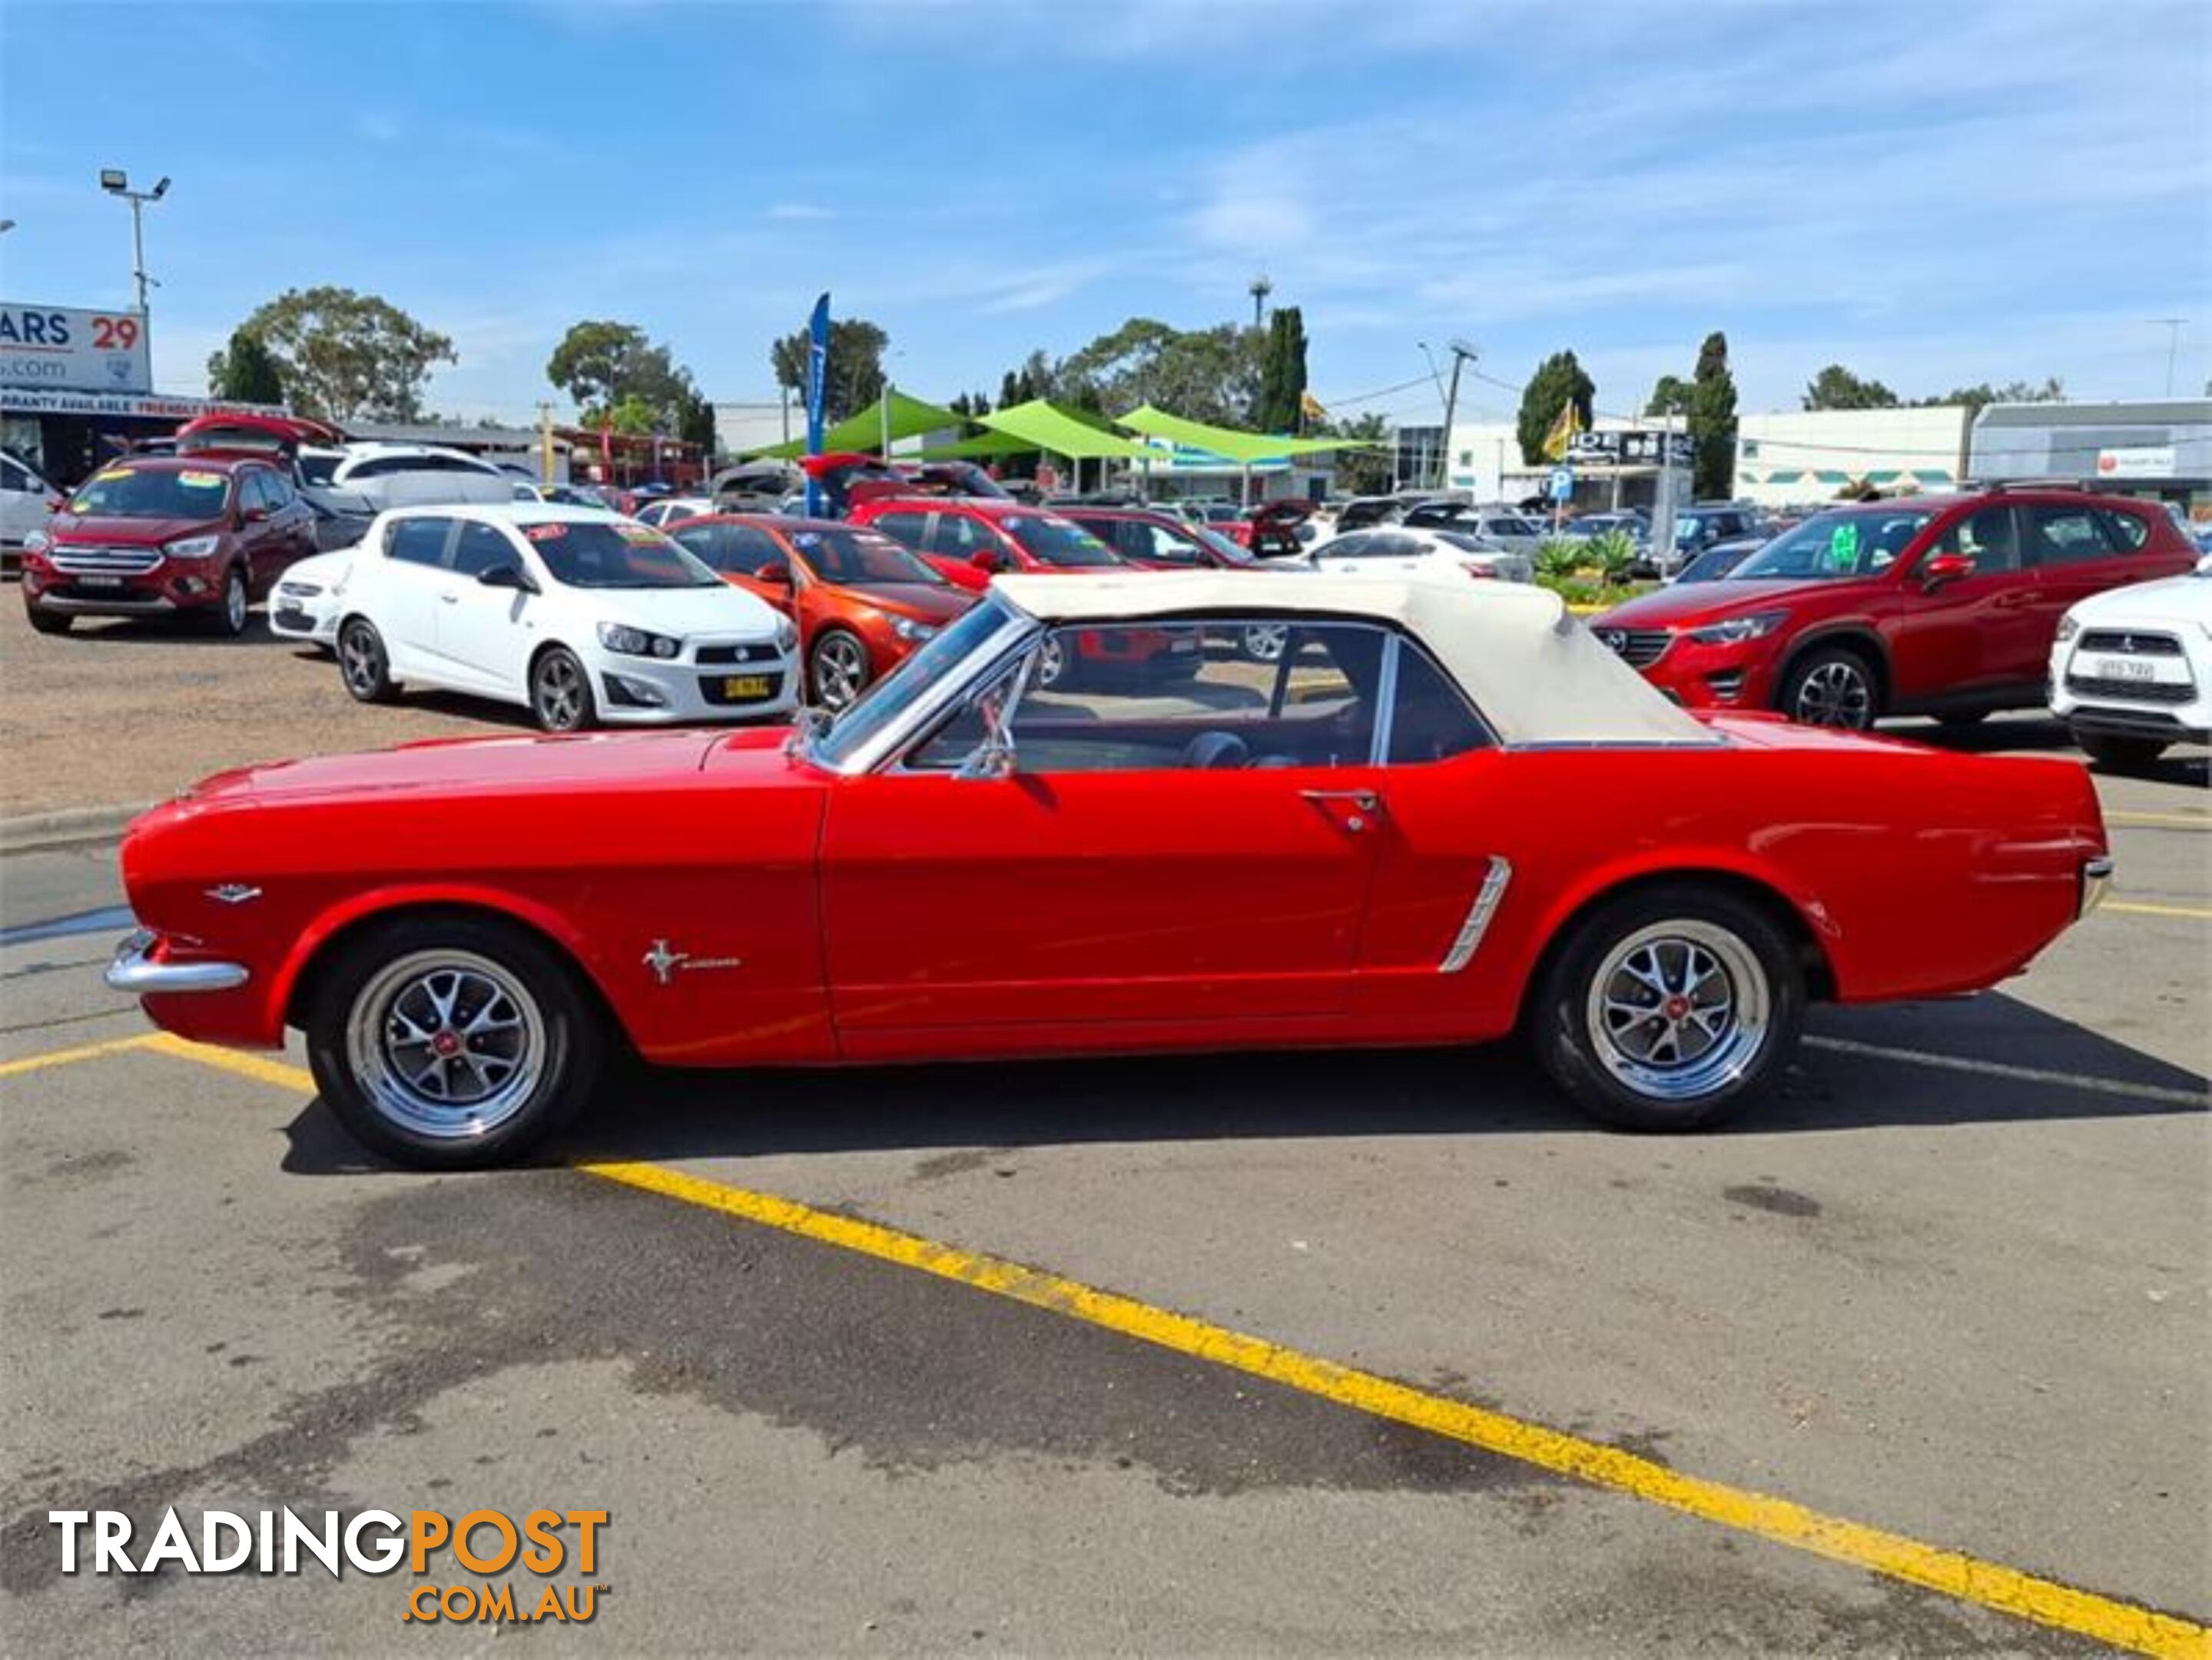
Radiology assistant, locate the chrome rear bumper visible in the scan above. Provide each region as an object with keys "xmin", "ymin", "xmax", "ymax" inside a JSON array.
[
  {"xmin": 104, "ymin": 930, "xmax": 250, "ymax": 994},
  {"xmin": 2078, "ymin": 856, "xmax": 2114, "ymax": 919}
]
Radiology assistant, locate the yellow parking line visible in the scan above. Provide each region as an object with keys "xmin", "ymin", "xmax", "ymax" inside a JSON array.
[
  {"xmin": 0, "ymin": 1031, "xmax": 160, "ymax": 1079},
  {"xmin": 2107, "ymin": 812, "xmax": 2211, "ymax": 830},
  {"xmin": 12, "ymin": 1031, "xmax": 2207, "ymax": 1657},
  {"xmin": 2105, "ymin": 900, "xmax": 2212, "ymax": 921}
]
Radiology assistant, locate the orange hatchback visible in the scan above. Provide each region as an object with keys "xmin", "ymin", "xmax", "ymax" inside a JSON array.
[{"xmin": 671, "ymin": 514, "xmax": 976, "ymax": 709}]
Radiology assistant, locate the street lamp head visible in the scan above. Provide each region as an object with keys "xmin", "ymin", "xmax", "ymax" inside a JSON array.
[
  {"xmin": 151, "ymin": 177, "xmax": 171, "ymax": 200},
  {"xmin": 99, "ymin": 168, "xmax": 128, "ymax": 193}
]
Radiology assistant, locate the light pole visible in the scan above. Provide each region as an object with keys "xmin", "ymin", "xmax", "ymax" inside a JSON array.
[
  {"xmin": 2148, "ymin": 317, "xmax": 2187, "ymax": 398},
  {"xmin": 1249, "ymin": 274, "xmax": 1272, "ymax": 330},
  {"xmin": 99, "ymin": 168, "xmax": 169, "ymax": 318}
]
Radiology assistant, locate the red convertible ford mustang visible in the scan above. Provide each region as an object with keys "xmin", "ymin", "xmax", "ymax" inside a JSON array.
[{"xmin": 107, "ymin": 573, "xmax": 2111, "ymax": 1169}]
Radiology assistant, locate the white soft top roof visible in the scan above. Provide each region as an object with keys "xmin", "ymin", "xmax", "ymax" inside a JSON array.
[{"xmin": 991, "ymin": 570, "xmax": 1714, "ymax": 748}]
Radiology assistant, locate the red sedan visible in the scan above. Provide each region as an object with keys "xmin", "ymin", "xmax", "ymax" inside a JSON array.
[
  {"xmin": 107, "ymin": 572, "xmax": 2109, "ymax": 1170},
  {"xmin": 847, "ymin": 497, "xmax": 1123, "ymax": 591},
  {"xmin": 671, "ymin": 514, "xmax": 973, "ymax": 710}
]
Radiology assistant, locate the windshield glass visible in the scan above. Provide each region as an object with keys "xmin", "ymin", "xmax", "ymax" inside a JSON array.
[
  {"xmin": 297, "ymin": 453, "xmax": 339, "ymax": 485},
  {"xmin": 1730, "ymin": 510, "xmax": 1932, "ymax": 581},
  {"xmin": 522, "ymin": 520, "xmax": 722, "ymax": 588},
  {"xmin": 815, "ymin": 598, "xmax": 1025, "ymax": 769},
  {"xmin": 1001, "ymin": 513, "xmax": 1119, "ymax": 567},
  {"xmin": 1192, "ymin": 524, "xmax": 1256, "ymax": 564},
  {"xmin": 790, "ymin": 525, "xmax": 944, "ymax": 586},
  {"xmin": 67, "ymin": 465, "xmax": 231, "ymax": 520}
]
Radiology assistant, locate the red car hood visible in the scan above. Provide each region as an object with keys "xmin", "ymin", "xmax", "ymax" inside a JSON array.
[
  {"xmin": 1594, "ymin": 578, "xmax": 1839, "ymax": 629},
  {"xmin": 837, "ymin": 581, "xmax": 973, "ymax": 622},
  {"xmin": 175, "ymin": 729, "xmax": 738, "ymax": 808},
  {"xmin": 50, "ymin": 513, "xmax": 224, "ymax": 549}
]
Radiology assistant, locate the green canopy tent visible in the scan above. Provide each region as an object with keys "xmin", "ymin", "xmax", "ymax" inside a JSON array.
[
  {"xmin": 742, "ymin": 388, "xmax": 966, "ymax": 460},
  {"xmin": 912, "ymin": 430, "xmax": 1036, "ymax": 462},
  {"xmin": 979, "ymin": 399, "xmax": 1159, "ymax": 492},
  {"xmin": 1116, "ymin": 403, "xmax": 1371, "ymax": 503}
]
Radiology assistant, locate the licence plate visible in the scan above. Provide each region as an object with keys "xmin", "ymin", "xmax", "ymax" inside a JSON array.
[
  {"xmin": 2086, "ymin": 655, "xmax": 2177, "ymax": 683},
  {"xmin": 78, "ymin": 575, "xmax": 124, "ymax": 589},
  {"xmin": 721, "ymin": 674, "xmax": 774, "ymax": 699}
]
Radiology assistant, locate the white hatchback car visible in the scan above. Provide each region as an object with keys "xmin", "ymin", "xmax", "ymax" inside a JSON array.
[
  {"xmin": 1305, "ymin": 526, "xmax": 1535, "ymax": 585},
  {"xmin": 269, "ymin": 549, "xmax": 354, "ymax": 648},
  {"xmin": 2049, "ymin": 556, "xmax": 2212, "ymax": 770},
  {"xmin": 333, "ymin": 504, "xmax": 798, "ymax": 732}
]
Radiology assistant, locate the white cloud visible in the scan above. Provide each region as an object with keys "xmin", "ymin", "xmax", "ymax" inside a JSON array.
[{"xmin": 765, "ymin": 203, "xmax": 836, "ymax": 221}]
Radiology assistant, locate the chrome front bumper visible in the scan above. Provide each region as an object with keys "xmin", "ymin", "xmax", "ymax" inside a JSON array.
[
  {"xmin": 104, "ymin": 930, "xmax": 250, "ymax": 994},
  {"xmin": 2078, "ymin": 856, "xmax": 2115, "ymax": 919}
]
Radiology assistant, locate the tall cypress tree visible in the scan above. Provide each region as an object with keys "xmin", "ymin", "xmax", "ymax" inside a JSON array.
[
  {"xmin": 1517, "ymin": 350, "xmax": 1595, "ymax": 465},
  {"xmin": 1688, "ymin": 330, "xmax": 1738, "ymax": 500},
  {"xmin": 1251, "ymin": 306, "xmax": 1309, "ymax": 433}
]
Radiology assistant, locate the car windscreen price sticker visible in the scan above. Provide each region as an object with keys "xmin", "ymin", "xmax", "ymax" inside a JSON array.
[{"xmin": 1826, "ymin": 520, "xmax": 1860, "ymax": 570}]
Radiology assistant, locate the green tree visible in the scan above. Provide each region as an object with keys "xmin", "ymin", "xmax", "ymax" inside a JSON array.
[
  {"xmin": 207, "ymin": 327, "xmax": 285, "ymax": 405},
  {"xmin": 1644, "ymin": 374, "xmax": 1690, "ymax": 417},
  {"xmin": 1802, "ymin": 364, "xmax": 1899, "ymax": 410},
  {"xmin": 1249, "ymin": 305, "xmax": 1310, "ymax": 433},
  {"xmin": 769, "ymin": 317, "xmax": 889, "ymax": 426},
  {"xmin": 1516, "ymin": 350, "xmax": 1595, "ymax": 465},
  {"xmin": 1915, "ymin": 377, "xmax": 2064, "ymax": 420},
  {"xmin": 208, "ymin": 287, "xmax": 454, "ymax": 422},
  {"xmin": 1689, "ymin": 330, "xmax": 1737, "ymax": 499},
  {"xmin": 678, "ymin": 390, "xmax": 718, "ymax": 457},
  {"xmin": 546, "ymin": 320, "xmax": 697, "ymax": 428},
  {"xmin": 1054, "ymin": 318, "xmax": 1263, "ymax": 426},
  {"xmin": 1323, "ymin": 412, "xmax": 1394, "ymax": 496}
]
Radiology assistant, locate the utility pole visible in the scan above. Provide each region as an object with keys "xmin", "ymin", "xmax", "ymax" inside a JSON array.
[
  {"xmin": 1434, "ymin": 338, "xmax": 1477, "ymax": 492},
  {"xmin": 2148, "ymin": 317, "xmax": 2187, "ymax": 397},
  {"xmin": 536, "ymin": 402, "xmax": 556, "ymax": 483},
  {"xmin": 1249, "ymin": 274, "xmax": 1272, "ymax": 330}
]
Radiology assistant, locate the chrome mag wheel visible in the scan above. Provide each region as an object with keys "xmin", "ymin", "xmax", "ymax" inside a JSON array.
[
  {"xmin": 811, "ymin": 632, "xmax": 868, "ymax": 710},
  {"xmin": 533, "ymin": 651, "xmax": 587, "ymax": 730},
  {"xmin": 339, "ymin": 625, "xmax": 381, "ymax": 696},
  {"xmin": 1585, "ymin": 920, "xmax": 1770, "ymax": 1103},
  {"xmin": 1792, "ymin": 658, "xmax": 1872, "ymax": 728},
  {"xmin": 344, "ymin": 950, "xmax": 548, "ymax": 1140},
  {"xmin": 1241, "ymin": 622, "xmax": 1289, "ymax": 662},
  {"xmin": 1035, "ymin": 635, "xmax": 1067, "ymax": 687}
]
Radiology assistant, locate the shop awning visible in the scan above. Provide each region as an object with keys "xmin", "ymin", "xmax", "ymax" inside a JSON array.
[
  {"xmin": 1116, "ymin": 403, "xmax": 1365, "ymax": 461},
  {"xmin": 980, "ymin": 399, "xmax": 1161, "ymax": 460},
  {"xmin": 743, "ymin": 388, "xmax": 964, "ymax": 459}
]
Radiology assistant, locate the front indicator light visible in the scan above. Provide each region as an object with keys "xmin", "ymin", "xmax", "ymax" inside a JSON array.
[{"xmin": 2054, "ymin": 614, "xmax": 2081, "ymax": 644}]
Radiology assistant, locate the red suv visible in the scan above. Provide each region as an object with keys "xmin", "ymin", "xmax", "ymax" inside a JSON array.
[
  {"xmin": 22, "ymin": 455, "xmax": 317, "ymax": 636},
  {"xmin": 1059, "ymin": 506, "xmax": 1261, "ymax": 569},
  {"xmin": 1588, "ymin": 486, "xmax": 2197, "ymax": 729},
  {"xmin": 848, "ymin": 497, "xmax": 1125, "ymax": 592}
]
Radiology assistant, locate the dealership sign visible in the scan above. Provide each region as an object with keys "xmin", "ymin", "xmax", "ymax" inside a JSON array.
[
  {"xmin": 0, "ymin": 303, "xmax": 153, "ymax": 394},
  {"xmin": 1567, "ymin": 429, "xmax": 1695, "ymax": 468},
  {"xmin": 2094, "ymin": 446, "xmax": 2176, "ymax": 479}
]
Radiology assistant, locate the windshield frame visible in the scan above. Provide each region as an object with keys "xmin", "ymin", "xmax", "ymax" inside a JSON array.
[{"xmin": 809, "ymin": 596, "xmax": 1036, "ymax": 775}]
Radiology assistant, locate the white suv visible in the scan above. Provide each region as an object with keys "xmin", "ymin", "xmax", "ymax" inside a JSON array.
[
  {"xmin": 2049, "ymin": 556, "xmax": 2212, "ymax": 770},
  {"xmin": 333, "ymin": 504, "xmax": 798, "ymax": 732}
]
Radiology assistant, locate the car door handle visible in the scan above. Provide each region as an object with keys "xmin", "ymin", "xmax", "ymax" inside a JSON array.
[
  {"xmin": 1301, "ymin": 788, "xmax": 1379, "ymax": 809},
  {"xmin": 439, "ymin": 592, "xmax": 459, "ymax": 605}
]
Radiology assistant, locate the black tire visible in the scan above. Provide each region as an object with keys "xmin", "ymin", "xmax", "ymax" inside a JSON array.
[
  {"xmin": 531, "ymin": 646, "xmax": 596, "ymax": 732},
  {"xmin": 1527, "ymin": 881, "xmax": 1806, "ymax": 1133},
  {"xmin": 25, "ymin": 605, "xmax": 71, "ymax": 636},
  {"xmin": 337, "ymin": 617, "xmax": 397, "ymax": 703},
  {"xmin": 204, "ymin": 565, "xmax": 250, "ymax": 637},
  {"xmin": 1777, "ymin": 644, "xmax": 1881, "ymax": 730},
  {"xmin": 304, "ymin": 912, "xmax": 605, "ymax": 1170},
  {"xmin": 2076, "ymin": 730, "xmax": 2168, "ymax": 771},
  {"xmin": 808, "ymin": 628, "xmax": 872, "ymax": 712}
]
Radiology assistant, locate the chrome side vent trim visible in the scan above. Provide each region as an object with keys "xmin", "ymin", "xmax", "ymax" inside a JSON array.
[{"xmin": 1439, "ymin": 857, "xmax": 1513, "ymax": 974}]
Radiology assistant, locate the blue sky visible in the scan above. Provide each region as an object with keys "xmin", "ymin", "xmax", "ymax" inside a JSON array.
[{"xmin": 4, "ymin": 0, "xmax": 2207, "ymax": 429}]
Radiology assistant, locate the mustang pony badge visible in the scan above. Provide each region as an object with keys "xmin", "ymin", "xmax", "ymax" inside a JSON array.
[{"xmin": 642, "ymin": 939, "xmax": 743, "ymax": 986}]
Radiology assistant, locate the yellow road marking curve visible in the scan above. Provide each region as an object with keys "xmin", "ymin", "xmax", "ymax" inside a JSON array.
[{"xmin": 19, "ymin": 1034, "xmax": 2207, "ymax": 1657}]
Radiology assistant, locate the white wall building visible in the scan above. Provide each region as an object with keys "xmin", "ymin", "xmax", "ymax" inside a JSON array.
[
  {"xmin": 713, "ymin": 397, "xmax": 792, "ymax": 460},
  {"xmin": 1733, "ymin": 406, "xmax": 1971, "ymax": 508}
]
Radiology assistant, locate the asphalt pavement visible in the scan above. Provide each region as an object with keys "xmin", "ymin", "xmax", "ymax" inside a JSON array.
[{"xmin": 0, "ymin": 726, "xmax": 2204, "ymax": 1656}]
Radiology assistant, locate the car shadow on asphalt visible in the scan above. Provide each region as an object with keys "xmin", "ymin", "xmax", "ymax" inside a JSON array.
[
  {"xmin": 1894, "ymin": 714, "xmax": 2209, "ymax": 787},
  {"xmin": 275, "ymin": 990, "xmax": 2208, "ymax": 1177}
]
